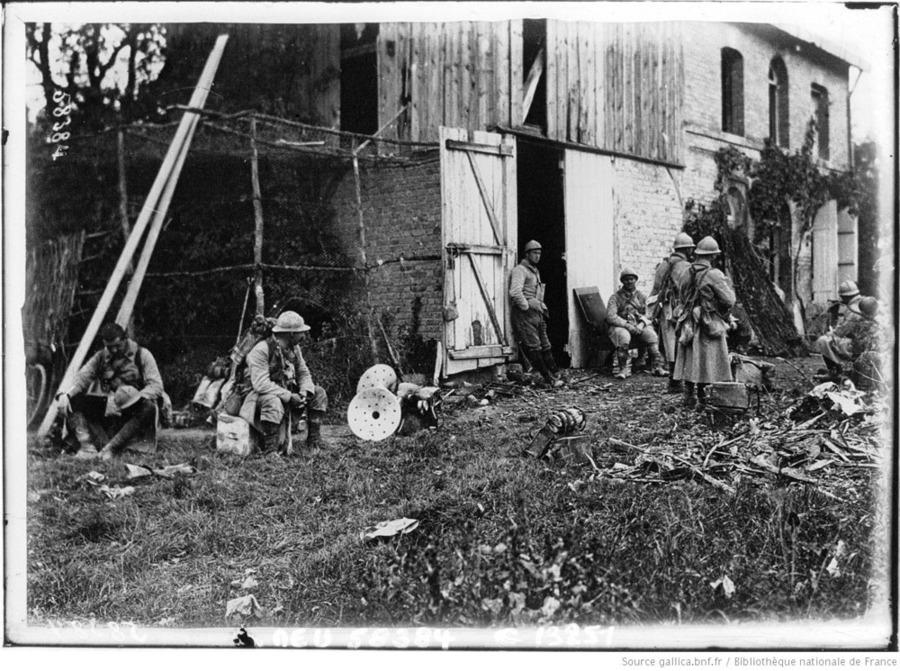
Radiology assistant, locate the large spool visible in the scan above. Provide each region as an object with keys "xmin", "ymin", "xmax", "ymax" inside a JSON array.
[
  {"xmin": 356, "ymin": 364, "xmax": 399, "ymax": 394},
  {"xmin": 347, "ymin": 387, "xmax": 402, "ymax": 441}
]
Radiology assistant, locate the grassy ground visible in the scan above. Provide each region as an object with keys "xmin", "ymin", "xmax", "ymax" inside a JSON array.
[{"xmin": 26, "ymin": 356, "xmax": 888, "ymax": 629}]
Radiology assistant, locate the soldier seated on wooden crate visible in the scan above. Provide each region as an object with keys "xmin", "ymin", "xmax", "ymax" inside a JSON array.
[
  {"xmin": 606, "ymin": 267, "xmax": 667, "ymax": 380},
  {"xmin": 237, "ymin": 310, "xmax": 329, "ymax": 453},
  {"xmin": 54, "ymin": 322, "xmax": 167, "ymax": 460}
]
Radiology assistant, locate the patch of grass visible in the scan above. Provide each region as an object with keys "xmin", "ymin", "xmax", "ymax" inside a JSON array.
[{"xmin": 26, "ymin": 356, "xmax": 885, "ymax": 629}]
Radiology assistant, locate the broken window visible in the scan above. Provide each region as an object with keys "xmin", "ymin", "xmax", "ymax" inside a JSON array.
[
  {"xmin": 340, "ymin": 23, "xmax": 379, "ymax": 135},
  {"xmin": 522, "ymin": 19, "xmax": 547, "ymax": 131},
  {"xmin": 811, "ymin": 83, "xmax": 830, "ymax": 161},
  {"xmin": 721, "ymin": 48, "xmax": 744, "ymax": 136},
  {"xmin": 768, "ymin": 57, "xmax": 789, "ymax": 148}
]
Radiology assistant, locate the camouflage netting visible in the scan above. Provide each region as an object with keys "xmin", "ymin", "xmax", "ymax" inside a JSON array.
[{"xmin": 25, "ymin": 113, "xmax": 438, "ymax": 408}]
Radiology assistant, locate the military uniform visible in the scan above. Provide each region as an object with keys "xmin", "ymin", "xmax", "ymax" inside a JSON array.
[
  {"xmin": 606, "ymin": 269, "xmax": 666, "ymax": 379},
  {"xmin": 813, "ymin": 294, "xmax": 866, "ymax": 367},
  {"xmin": 673, "ymin": 258, "xmax": 736, "ymax": 388},
  {"xmin": 651, "ymin": 250, "xmax": 692, "ymax": 364},
  {"xmin": 239, "ymin": 336, "xmax": 328, "ymax": 452}
]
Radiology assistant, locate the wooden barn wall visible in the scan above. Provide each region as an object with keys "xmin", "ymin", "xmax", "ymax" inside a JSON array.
[
  {"xmin": 296, "ymin": 25, "xmax": 341, "ymax": 129},
  {"xmin": 546, "ymin": 21, "xmax": 684, "ymax": 163},
  {"xmin": 377, "ymin": 22, "xmax": 521, "ymax": 143}
]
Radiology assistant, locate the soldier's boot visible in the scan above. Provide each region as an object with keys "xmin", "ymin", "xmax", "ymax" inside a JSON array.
[
  {"xmin": 614, "ymin": 348, "xmax": 630, "ymax": 380},
  {"xmin": 696, "ymin": 383, "xmax": 708, "ymax": 412},
  {"xmin": 542, "ymin": 349, "xmax": 560, "ymax": 376},
  {"xmin": 528, "ymin": 349, "xmax": 557, "ymax": 387},
  {"xmin": 682, "ymin": 381, "xmax": 697, "ymax": 409},
  {"xmin": 70, "ymin": 412, "xmax": 99, "ymax": 459},
  {"xmin": 261, "ymin": 420, "xmax": 282, "ymax": 453},
  {"xmin": 667, "ymin": 362, "xmax": 683, "ymax": 394},
  {"xmin": 307, "ymin": 411, "xmax": 330, "ymax": 450},
  {"xmin": 648, "ymin": 345, "xmax": 667, "ymax": 377}
]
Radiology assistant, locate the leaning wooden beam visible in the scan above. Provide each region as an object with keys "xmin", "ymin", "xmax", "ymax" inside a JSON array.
[
  {"xmin": 521, "ymin": 47, "xmax": 545, "ymax": 122},
  {"xmin": 250, "ymin": 117, "xmax": 266, "ymax": 316},
  {"xmin": 115, "ymin": 35, "xmax": 229, "ymax": 326},
  {"xmin": 37, "ymin": 34, "xmax": 230, "ymax": 439}
]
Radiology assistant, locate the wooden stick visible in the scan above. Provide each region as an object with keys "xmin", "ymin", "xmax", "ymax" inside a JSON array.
[
  {"xmin": 116, "ymin": 35, "xmax": 229, "ymax": 327},
  {"xmin": 116, "ymin": 128, "xmax": 133, "ymax": 274},
  {"xmin": 37, "ymin": 35, "xmax": 230, "ymax": 439},
  {"xmin": 250, "ymin": 116, "xmax": 265, "ymax": 316}
]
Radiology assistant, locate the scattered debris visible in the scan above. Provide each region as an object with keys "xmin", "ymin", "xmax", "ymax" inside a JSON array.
[
  {"xmin": 98, "ymin": 485, "xmax": 135, "ymax": 500},
  {"xmin": 225, "ymin": 594, "xmax": 264, "ymax": 620},
  {"xmin": 523, "ymin": 407, "xmax": 587, "ymax": 459},
  {"xmin": 710, "ymin": 575, "xmax": 736, "ymax": 599},
  {"xmin": 361, "ymin": 517, "xmax": 419, "ymax": 541},
  {"xmin": 125, "ymin": 463, "xmax": 197, "ymax": 480}
]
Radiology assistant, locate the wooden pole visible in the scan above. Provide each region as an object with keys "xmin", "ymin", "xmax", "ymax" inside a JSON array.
[
  {"xmin": 115, "ymin": 112, "xmax": 200, "ymax": 325},
  {"xmin": 250, "ymin": 116, "xmax": 265, "ymax": 316},
  {"xmin": 37, "ymin": 34, "xmax": 230, "ymax": 438},
  {"xmin": 116, "ymin": 128, "xmax": 133, "ymax": 267}
]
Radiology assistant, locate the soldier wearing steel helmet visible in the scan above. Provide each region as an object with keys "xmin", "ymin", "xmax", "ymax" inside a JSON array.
[
  {"xmin": 651, "ymin": 232, "xmax": 695, "ymax": 392},
  {"xmin": 509, "ymin": 240, "xmax": 563, "ymax": 387},
  {"xmin": 812, "ymin": 280, "xmax": 872, "ymax": 381},
  {"xmin": 606, "ymin": 267, "xmax": 667, "ymax": 379},
  {"xmin": 672, "ymin": 236, "xmax": 736, "ymax": 410},
  {"xmin": 239, "ymin": 310, "xmax": 329, "ymax": 452}
]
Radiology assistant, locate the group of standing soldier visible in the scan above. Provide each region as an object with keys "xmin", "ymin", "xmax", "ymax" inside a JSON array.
[{"xmin": 510, "ymin": 232, "xmax": 737, "ymax": 410}]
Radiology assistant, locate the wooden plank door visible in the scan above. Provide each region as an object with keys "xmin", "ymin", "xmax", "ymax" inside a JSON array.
[
  {"xmin": 440, "ymin": 126, "xmax": 517, "ymax": 376},
  {"xmin": 563, "ymin": 148, "xmax": 615, "ymax": 368}
]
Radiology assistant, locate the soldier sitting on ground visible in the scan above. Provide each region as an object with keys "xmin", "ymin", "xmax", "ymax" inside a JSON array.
[
  {"xmin": 55, "ymin": 322, "xmax": 166, "ymax": 460},
  {"xmin": 607, "ymin": 267, "xmax": 667, "ymax": 380},
  {"xmin": 238, "ymin": 310, "xmax": 329, "ymax": 453},
  {"xmin": 811, "ymin": 280, "xmax": 875, "ymax": 382}
]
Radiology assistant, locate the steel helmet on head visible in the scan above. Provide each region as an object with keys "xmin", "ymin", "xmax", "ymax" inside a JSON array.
[
  {"xmin": 859, "ymin": 296, "xmax": 878, "ymax": 317},
  {"xmin": 620, "ymin": 267, "xmax": 638, "ymax": 281},
  {"xmin": 524, "ymin": 240, "xmax": 542, "ymax": 253},
  {"xmin": 674, "ymin": 232, "xmax": 695, "ymax": 250},
  {"xmin": 694, "ymin": 236, "xmax": 721, "ymax": 255},
  {"xmin": 272, "ymin": 310, "xmax": 311, "ymax": 333},
  {"xmin": 838, "ymin": 280, "xmax": 859, "ymax": 298}
]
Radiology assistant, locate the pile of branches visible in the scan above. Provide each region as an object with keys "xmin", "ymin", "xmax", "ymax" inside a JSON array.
[{"xmin": 684, "ymin": 198, "xmax": 806, "ymax": 357}]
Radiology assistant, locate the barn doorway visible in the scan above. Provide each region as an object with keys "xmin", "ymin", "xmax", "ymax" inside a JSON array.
[{"xmin": 516, "ymin": 138, "xmax": 569, "ymax": 368}]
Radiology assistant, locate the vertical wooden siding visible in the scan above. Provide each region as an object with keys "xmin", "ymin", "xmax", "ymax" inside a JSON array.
[
  {"xmin": 547, "ymin": 21, "xmax": 683, "ymax": 163},
  {"xmin": 296, "ymin": 25, "xmax": 340, "ymax": 129},
  {"xmin": 378, "ymin": 22, "xmax": 521, "ymax": 142}
]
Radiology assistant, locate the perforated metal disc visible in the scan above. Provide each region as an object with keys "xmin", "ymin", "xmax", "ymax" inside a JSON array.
[
  {"xmin": 347, "ymin": 387, "xmax": 402, "ymax": 441},
  {"xmin": 356, "ymin": 364, "xmax": 399, "ymax": 394}
]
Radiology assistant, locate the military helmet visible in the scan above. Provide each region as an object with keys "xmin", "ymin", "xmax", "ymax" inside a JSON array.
[
  {"xmin": 859, "ymin": 296, "xmax": 878, "ymax": 317},
  {"xmin": 620, "ymin": 267, "xmax": 638, "ymax": 281},
  {"xmin": 673, "ymin": 232, "xmax": 695, "ymax": 250},
  {"xmin": 272, "ymin": 310, "xmax": 311, "ymax": 333},
  {"xmin": 113, "ymin": 385, "xmax": 142, "ymax": 412},
  {"xmin": 838, "ymin": 280, "xmax": 860, "ymax": 298},
  {"xmin": 524, "ymin": 240, "xmax": 542, "ymax": 253},
  {"xmin": 694, "ymin": 236, "xmax": 722, "ymax": 255}
]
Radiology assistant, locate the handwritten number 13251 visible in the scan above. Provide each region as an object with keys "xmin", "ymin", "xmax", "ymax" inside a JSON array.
[{"xmin": 50, "ymin": 90, "xmax": 72, "ymax": 160}]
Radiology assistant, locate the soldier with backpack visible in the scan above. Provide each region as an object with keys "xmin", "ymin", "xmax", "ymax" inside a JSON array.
[
  {"xmin": 237, "ymin": 310, "xmax": 329, "ymax": 453},
  {"xmin": 54, "ymin": 322, "xmax": 167, "ymax": 460},
  {"xmin": 672, "ymin": 236, "xmax": 736, "ymax": 410},
  {"xmin": 651, "ymin": 232, "xmax": 695, "ymax": 392}
]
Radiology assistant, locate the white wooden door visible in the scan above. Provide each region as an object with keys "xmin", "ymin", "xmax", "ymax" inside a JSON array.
[
  {"xmin": 564, "ymin": 149, "xmax": 615, "ymax": 368},
  {"xmin": 812, "ymin": 200, "xmax": 839, "ymax": 305},
  {"xmin": 440, "ymin": 127, "xmax": 517, "ymax": 376}
]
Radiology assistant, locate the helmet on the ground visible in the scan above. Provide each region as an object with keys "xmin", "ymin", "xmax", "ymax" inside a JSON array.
[
  {"xmin": 524, "ymin": 240, "xmax": 542, "ymax": 253},
  {"xmin": 694, "ymin": 236, "xmax": 721, "ymax": 255},
  {"xmin": 859, "ymin": 296, "xmax": 878, "ymax": 316},
  {"xmin": 272, "ymin": 310, "xmax": 311, "ymax": 333},
  {"xmin": 114, "ymin": 385, "xmax": 142, "ymax": 412},
  {"xmin": 838, "ymin": 280, "xmax": 859, "ymax": 298},
  {"xmin": 620, "ymin": 267, "xmax": 638, "ymax": 281},
  {"xmin": 673, "ymin": 232, "xmax": 695, "ymax": 250}
]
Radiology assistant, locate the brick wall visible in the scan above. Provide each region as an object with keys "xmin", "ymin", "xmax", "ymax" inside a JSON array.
[
  {"xmin": 682, "ymin": 23, "xmax": 850, "ymax": 171},
  {"xmin": 611, "ymin": 157, "xmax": 685, "ymax": 293},
  {"xmin": 331, "ymin": 153, "xmax": 445, "ymax": 347}
]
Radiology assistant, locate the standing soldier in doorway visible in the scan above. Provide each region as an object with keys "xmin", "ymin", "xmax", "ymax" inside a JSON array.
[
  {"xmin": 606, "ymin": 268, "xmax": 667, "ymax": 380},
  {"xmin": 509, "ymin": 240, "xmax": 563, "ymax": 388},
  {"xmin": 651, "ymin": 232, "xmax": 695, "ymax": 393},
  {"xmin": 673, "ymin": 236, "xmax": 736, "ymax": 410}
]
